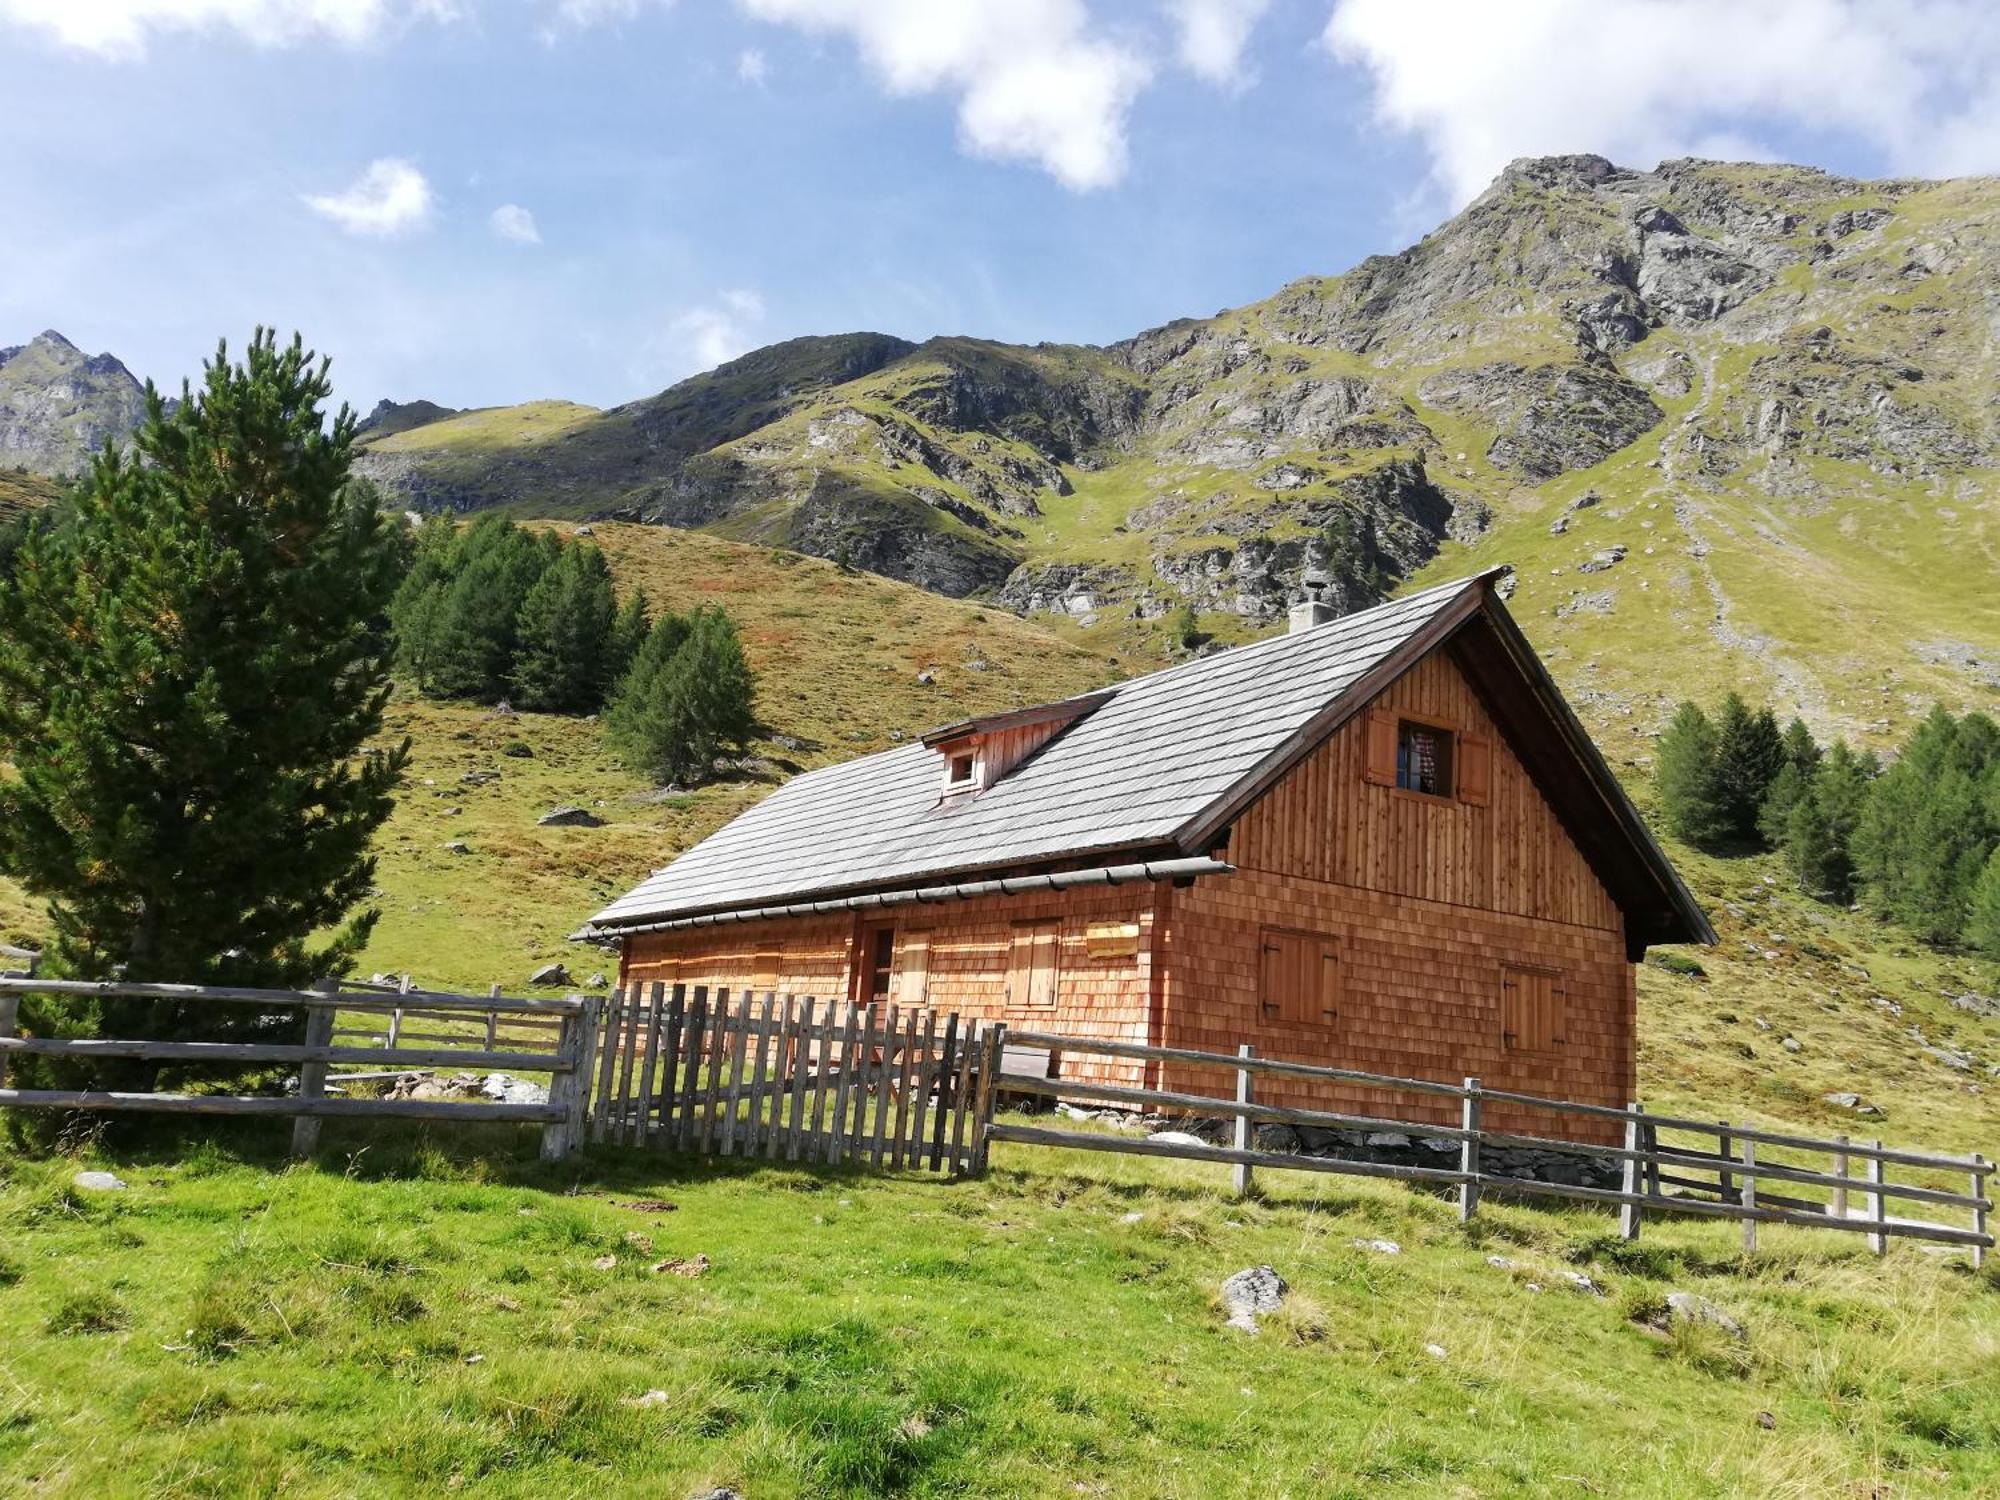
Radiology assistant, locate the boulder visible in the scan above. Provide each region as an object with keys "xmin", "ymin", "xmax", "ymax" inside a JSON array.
[
  {"xmin": 1219, "ymin": 1265, "xmax": 1288, "ymax": 1333},
  {"xmin": 73, "ymin": 1170, "xmax": 127, "ymax": 1192},
  {"xmin": 440, "ymin": 840, "xmax": 471, "ymax": 856},
  {"xmin": 1352, "ymin": 1237, "xmax": 1401, "ymax": 1255},
  {"xmin": 1822, "ymin": 1091, "xmax": 1882, "ymax": 1116},
  {"xmin": 481, "ymin": 1073, "xmax": 551, "ymax": 1105},
  {"xmin": 529, "ymin": 963, "xmax": 572, "ymax": 988},
  {"xmin": 1149, "ymin": 1130, "xmax": 1208, "ymax": 1149},
  {"xmin": 1665, "ymin": 1291, "xmax": 1744, "ymax": 1339},
  {"xmin": 539, "ymin": 805, "xmax": 605, "ymax": 828}
]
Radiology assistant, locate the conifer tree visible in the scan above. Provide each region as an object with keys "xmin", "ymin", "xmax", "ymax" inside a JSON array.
[
  {"xmin": 605, "ymin": 586, "xmax": 651, "ymax": 689},
  {"xmin": 606, "ymin": 605, "xmax": 756, "ymax": 785},
  {"xmin": 1714, "ymin": 695, "xmax": 1785, "ymax": 844},
  {"xmin": 1853, "ymin": 708, "xmax": 1998, "ymax": 944},
  {"xmin": 422, "ymin": 516, "xmax": 549, "ymax": 701},
  {"xmin": 1655, "ymin": 701, "xmax": 1729, "ymax": 849},
  {"xmin": 0, "ymin": 331, "xmax": 407, "ymax": 1079},
  {"xmin": 1964, "ymin": 847, "xmax": 2000, "ymax": 966},
  {"xmin": 511, "ymin": 540, "xmax": 617, "ymax": 712},
  {"xmin": 1759, "ymin": 717, "xmax": 1822, "ymax": 847}
]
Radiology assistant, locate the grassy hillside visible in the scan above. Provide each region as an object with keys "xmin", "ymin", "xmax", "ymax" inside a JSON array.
[
  {"xmin": 0, "ymin": 469, "xmax": 60, "ymax": 522},
  {"xmin": 2, "ymin": 1124, "xmax": 1994, "ymax": 1497},
  {"xmin": 0, "ymin": 522, "xmax": 1120, "ymax": 984}
]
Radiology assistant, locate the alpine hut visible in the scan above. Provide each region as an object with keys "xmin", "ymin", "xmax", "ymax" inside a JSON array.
[{"xmin": 584, "ymin": 571, "xmax": 1711, "ymax": 1140}]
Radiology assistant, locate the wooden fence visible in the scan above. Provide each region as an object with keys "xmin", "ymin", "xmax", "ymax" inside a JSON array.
[
  {"xmin": 325, "ymin": 975, "xmax": 566, "ymax": 1081},
  {"xmin": 584, "ymin": 986, "xmax": 999, "ymax": 1175},
  {"xmin": 988, "ymin": 1028, "xmax": 1994, "ymax": 1265},
  {"xmin": 0, "ymin": 976, "xmax": 598, "ymax": 1161}
]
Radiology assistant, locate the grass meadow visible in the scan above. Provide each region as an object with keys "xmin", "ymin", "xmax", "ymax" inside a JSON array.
[{"xmin": 2, "ymin": 1116, "xmax": 1995, "ymax": 1498}]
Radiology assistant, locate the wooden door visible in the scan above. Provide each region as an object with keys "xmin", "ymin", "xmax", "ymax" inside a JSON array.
[
  {"xmin": 893, "ymin": 930, "xmax": 930, "ymax": 1005},
  {"xmin": 1006, "ymin": 919, "xmax": 1060, "ymax": 1010},
  {"xmin": 1500, "ymin": 964, "xmax": 1566, "ymax": 1052}
]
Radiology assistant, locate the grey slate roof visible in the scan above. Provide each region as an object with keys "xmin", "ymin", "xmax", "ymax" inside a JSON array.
[{"xmin": 589, "ymin": 574, "xmax": 1486, "ymax": 930}]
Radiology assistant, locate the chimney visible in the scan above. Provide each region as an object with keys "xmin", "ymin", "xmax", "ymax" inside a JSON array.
[
  {"xmin": 1288, "ymin": 600, "xmax": 1335, "ymax": 633},
  {"xmin": 1289, "ymin": 574, "xmax": 1335, "ymax": 634}
]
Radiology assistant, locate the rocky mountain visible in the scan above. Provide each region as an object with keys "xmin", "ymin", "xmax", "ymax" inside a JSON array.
[
  {"xmin": 0, "ymin": 329, "xmax": 148, "ymax": 478},
  {"xmin": 352, "ymin": 155, "xmax": 1999, "ymax": 743}
]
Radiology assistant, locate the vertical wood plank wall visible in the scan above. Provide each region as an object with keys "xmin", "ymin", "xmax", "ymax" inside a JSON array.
[
  {"xmin": 1228, "ymin": 649, "xmax": 1621, "ymax": 931},
  {"xmin": 1168, "ymin": 647, "xmax": 1634, "ymax": 1142}
]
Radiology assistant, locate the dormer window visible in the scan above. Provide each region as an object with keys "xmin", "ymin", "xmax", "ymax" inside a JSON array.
[
  {"xmin": 944, "ymin": 748, "xmax": 980, "ymax": 796},
  {"xmin": 924, "ymin": 689, "xmax": 1116, "ymax": 803}
]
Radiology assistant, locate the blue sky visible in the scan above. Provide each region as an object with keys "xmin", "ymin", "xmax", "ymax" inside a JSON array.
[{"xmin": 2, "ymin": 1, "xmax": 1995, "ymax": 414}]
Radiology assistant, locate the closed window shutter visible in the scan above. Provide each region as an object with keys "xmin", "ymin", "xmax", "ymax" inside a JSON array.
[
  {"xmin": 1363, "ymin": 707, "xmax": 1398, "ymax": 786},
  {"xmin": 1457, "ymin": 734, "xmax": 1492, "ymax": 807},
  {"xmin": 1317, "ymin": 938, "xmax": 1341, "ymax": 1021},
  {"xmin": 895, "ymin": 932, "xmax": 929, "ymax": 1004},
  {"xmin": 1008, "ymin": 920, "xmax": 1060, "ymax": 1009}
]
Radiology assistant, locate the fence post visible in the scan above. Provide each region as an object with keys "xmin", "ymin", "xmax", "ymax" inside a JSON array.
[
  {"xmin": 1739, "ymin": 1127, "xmax": 1757, "ymax": 1254},
  {"xmin": 1458, "ymin": 1077, "xmax": 1480, "ymax": 1223},
  {"xmin": 1618, "ymin": 1103, "xmax": 1643, "ymax": 1241},
  {"xmin": 0, "ymin": 987, "xmax": 20, "ymax": 1092},
  {"xmin": 1831, "ymin": 1134, "xmax": 1850, "ymax": 1221},
  {"xmin": 388, "ymin": 974, "xmax": 410, "ymax": 1049},
  {"xmin": 970, "ymin": 1021, "xmax": 1006, "ymax": 1176},
  {"xmin": 1717, "ymin": 1122, "xmax": 1734, "ymax": 1204},
  {"xmin": 1972, "ymin": 1156, "xmax": 1988, "ymax": 1272},
  {"xmin": 541, "ymin": 996, "xmax": 594, "ymax": 1162},
  {"xmin": 289, "ymin": 979, "xmax": 339, "ymax": 1159},
  {"xmin": 486, "ymin": 983, "xmax": 500, "ymax": 1050},
  {"xmin": 1231, "ymin": 1045, "xmax": 1255, "ymax": 1200},
  {"xmin": 1865, "ymin": 1143, "xmax": 1886, "ymax": 1256}
]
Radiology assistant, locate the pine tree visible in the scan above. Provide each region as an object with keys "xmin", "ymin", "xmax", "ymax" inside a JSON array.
[
  {"xmin": 1852, "ymin": 709, "xmax": 1998, "ymax": 945},
  {"xmin": 605, "ymin": 606, "xmax": 756, "ymax": 785},
  {"xmin": 0, "ymin": 331, "xmax": 407, "ymax": 1083},
  {"xmin": 422, "ymin": 516, "xmax": 549, "ymax": 701},
  {"xmin": 511, "ymin": 540, "xmax": 617, "ymax": 712},
  {"xmin": 1965, "ymin": 846, "xmax": 2000, "ymax": 966},
  {"xmin": 605, "ymin": 586, "xmax": 651, "ymax": 692},
  {"xmin": 388, "ymin": 513, "xmax": 459, "ymax": 690},
  {"xmin": 1787, "ymin": 740, "xmax": 1875, "ymax": 904},
  {"xmin": 1655, "ymin": 702, "xmax": 1728, "ymax": 849},
  {"xmin": 1714, "ymin": 696, "xmax": 1785, "ymax": 844},
  {"xmin": 1758, "ymin": 717, "xmax": 1822, "ymax": 848}
]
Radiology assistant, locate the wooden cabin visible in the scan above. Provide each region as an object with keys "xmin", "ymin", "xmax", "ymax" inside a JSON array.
[{"xmin": 587, "ymin": 572, "xmax": 1711, "ymax": 1143}]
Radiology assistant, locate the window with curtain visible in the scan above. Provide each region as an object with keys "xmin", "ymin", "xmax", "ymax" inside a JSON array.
[{"xmin": 1395, "ymin": 720, "xmax": 1455, "ymax": 797}]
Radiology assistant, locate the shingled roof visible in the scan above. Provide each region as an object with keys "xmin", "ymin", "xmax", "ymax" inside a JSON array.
[{"xmin": 588, "ymin": 571, "xmax": 1712, "ymax": 953}]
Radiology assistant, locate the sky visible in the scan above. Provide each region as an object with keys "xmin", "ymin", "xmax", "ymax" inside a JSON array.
[{"xmin": 2, "ymin": 0, "xmax": 1996, "ymax": 415}]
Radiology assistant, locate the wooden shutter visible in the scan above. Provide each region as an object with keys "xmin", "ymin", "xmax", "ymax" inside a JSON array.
[
  {"xmin": 1501, "ymin": 965, "xmax": 1566, "ymax": 1051},
  {"xmin": 1457, "ymin": 734, "xmax": 1491, "ymax": 807},
  {"xmin": 894, "ymin": 931, "xmax": 930, "ymax": 1004},
  {"xmin": 1259, "ymin": 928, "xmax": 1341, "ymax": 1025},
  {"xmin": 1363, "ymin": 708, "xmax": 1398, "ymax": 786},
  {"xmin": 1007, "ymin": 920, "xmax": 1060, "ymax": 1009}
]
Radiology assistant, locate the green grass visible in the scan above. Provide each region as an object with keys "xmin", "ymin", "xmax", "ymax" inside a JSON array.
[
  {"xmin": 1, "ymin": 1123, "xmax": 1994, "ymax": 1496},
  {"xmin": 360, "ymin": 400, "xmax": 600, "ymax": 454}
]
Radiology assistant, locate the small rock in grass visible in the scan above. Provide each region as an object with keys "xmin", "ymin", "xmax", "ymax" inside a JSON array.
[
  {"xmin": 1665, "ymin": 1291, "xmax": 1745, "ymax": 1339},
  {"xmin": 440, "ymin": 840, "xmax": 471, "ymax": 856},
  {"xmin": 1424, "ymin": 1343, "xmax": 1449, "ymax": 1360},
  {"xmin": 464, "ymin": 1353, "xmax": 485, "ymax": 1365},
  {"xmin": 592, "ymin": 1254, "xmax": 618, "ymax": 1271},
  {"xmin": 1119, "ymin": 1211, "xmax": 1145, "ymax": 1224},
  {"xmin": 1219, "ymin": 1265, "xmax": 1287, "ymax": 1334},
  {"xmin": 73, "ymin": 1171, "xmax": 127, "ymax": 1192},
  {"xmin": 1524, "ymin": 1282, "xmax": 1546, "ymax": 1294},
  {"xmin": 1756, "ymin": 1410, "xmax": 1776, "ymax": 1430},
  {"xmin": 586, "ymin": 972, "xmax": 608, "ymax": 989},
  {"xmin": 623, "ymin": 1389, "xmax": 672, "ymax": 1409},
  {"xmin": 651, "ymin": 1254, "xmax": 711, "ymax": 1278},
  {"xmin": 1352, "ymin": 1238, "xmax": 1401, "ymax": 1255},
  {"xmin": 1484, "ymin": 1255, "xmax": 1514, "ymax": 1270},
  {"xmin": 538, "ymin": 805, "xmax": 605, "ymax": 828},
  {"xmin": 529, "ymin": 963, "xmax": 572, "ymax": 988},
  {"xmin": 1149, "ymin": 1130, "xmax": 1208, "ymax": 1148},
  {"xmin": 689, "ymin": 1489, "xmax": 743, "ymax": 1500},
  {"xmin": 1781, "ymin": 1036, "xmax": 1803, "ymax": 1053},
  {"xmin": 1561, "ymin": 1271, "xmax": 1603, "ymax": 1295}
]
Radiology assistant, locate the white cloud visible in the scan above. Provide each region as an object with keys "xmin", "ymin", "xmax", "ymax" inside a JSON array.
[
  {"xmin": 535, "ymin": 0, "xmax": 669, "ymax": 41},
  {"xmin": 736, "ymin": 0, "xmax": 1150, "ymax": 191},
  {"xmin": 1324, "ymin": 0, "xmax": 2000, "ymax": 206},
  {"xmin": 304, "ymin": 158, "xmax": 434, "ymax": 237},
  {"xmin": 488, "ymin": 203, "xmax": 541, "ymax": 244},
  {"xmin": 0, "ymin": 0, "xmax": 457, "ymax": 56},
  {"xmin": 1164, "ymin": 0, "xmax": 1268, "ymax": 87},
  {"xmin": 736, "ymin": 46, "xmax": 767, "ymax": 83},
  {"xmin": 660, "ymin": 289, "xmax": 767, "ymax": 376}
]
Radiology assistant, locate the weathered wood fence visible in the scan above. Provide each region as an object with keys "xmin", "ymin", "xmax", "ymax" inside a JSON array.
[
  {"xmin": 989, "ymin": 1028, "xmax": 1994, "ymax": 1265},
  {"xmin": 584, "ymin": 986, "xmax": 998, "ymax": 1175},
  {"xmin": 325, "ymin": 975, "xmax": 567, "ymax": 1080},
  {"xmin": 0, "ymin": 976, "xmax": 598, "ymax": 1161}
]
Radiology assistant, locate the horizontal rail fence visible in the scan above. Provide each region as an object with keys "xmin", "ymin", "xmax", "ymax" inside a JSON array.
[
  {"xmin": 0, "ymin": 977, "xmax": 598, "ymax": 1161},
  {"xmin": 326, "ymin": 976, "xmax": 565, "ymax": 1081},
  {"xmin": 585, "ymin": 985, "xmax": 997, "ymax": 1175},
  {"xmin": 988, "ymin": 1029, "xmax": 1992, "ymax": 1265}
]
